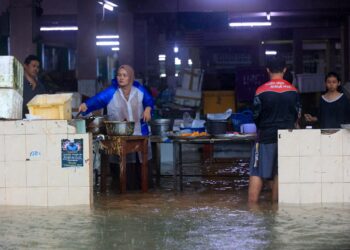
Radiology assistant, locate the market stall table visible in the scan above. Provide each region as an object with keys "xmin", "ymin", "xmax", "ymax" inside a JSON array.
[
  {"xmin": 171, "ymin": 135, "xmax": 256, "ymax": 191},
  {"xmin": 99, "ymin": 135, "xmax": 148, "ymax": 193}
]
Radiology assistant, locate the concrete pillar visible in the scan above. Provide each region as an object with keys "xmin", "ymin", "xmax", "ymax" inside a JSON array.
[
  {"xmin": 293, "ymin": 30, "xmax": 303, "ymax": 74},
  {"xmin": 76, "ymin": 0, "xmax": 97, "ymax": 97},
  {"xmin": 340, "ymin": 17, "xmax": 350, "ymax": 82},
  {"xmin": 9, "ymin": 0, "xmax": 36, "ymax": 62},
  {"xmin": 118, "ymin": 12, "xmax": 134, "ymax": 67}
]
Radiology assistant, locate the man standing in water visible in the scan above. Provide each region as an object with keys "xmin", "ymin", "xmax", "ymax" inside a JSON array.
[{"xmin": 248, "ymin": 56, "xmax": 300, "ymax": 203}]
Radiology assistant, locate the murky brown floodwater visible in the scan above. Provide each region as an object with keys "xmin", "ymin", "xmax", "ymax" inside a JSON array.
[{"xmin": 0, "ymin": 159, "xmax": 349, "ymax": 250}]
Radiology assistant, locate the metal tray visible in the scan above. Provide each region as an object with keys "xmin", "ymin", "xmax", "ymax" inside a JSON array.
[
  {"xmin": 213, "ymin": 133, "xmax": 256, "ymax": 140},
  {"xmin": 167, "ymin": 135, "xmax": 211, "ymax": 140}
]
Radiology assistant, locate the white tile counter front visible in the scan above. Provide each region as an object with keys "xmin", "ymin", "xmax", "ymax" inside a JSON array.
[
  {"xmin": 0, "ymin": 120, "xmax": 93, "ymax": 206},
  {"xmin": 278, "ymin": 129, "xmax": 350, "ymax": 204}
]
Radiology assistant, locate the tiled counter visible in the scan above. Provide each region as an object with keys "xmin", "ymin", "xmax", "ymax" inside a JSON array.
[
  {"xmin": 278, "ymin": 129, "xmax": 350, "ymax": 204},
  {"xmin": 0, "ymin": 120, "xmax": 93, "ymax": 206}
]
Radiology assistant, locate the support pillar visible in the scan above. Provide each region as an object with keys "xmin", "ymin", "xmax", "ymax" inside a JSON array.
[
  {"xmin": 118, "ymin": 12, "xmax": 134, "ymax": 67},
  {"xmin": 9, "ymin": 0, "xmax": 36, "ymax": 62},
  {"xmin": 293, "ymin": 30, "xmax": 303, "ymax": 74},
  {"xmin": 340, "ymin": 17, "xmax": 350, "ymax": 83},
  {"xmin": 77, "ymin": 0, "xmax": 97, "ymax": 97}
]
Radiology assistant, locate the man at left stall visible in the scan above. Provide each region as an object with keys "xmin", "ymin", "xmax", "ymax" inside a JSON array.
[{"xmin": 22, "ymin": 54, "xmax": 46, "ymax": 117}]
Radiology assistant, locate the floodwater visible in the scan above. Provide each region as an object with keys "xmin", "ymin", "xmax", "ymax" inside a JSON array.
[{"xmin": 0, "ymin": 159, "xmax": 350, "ymax": 250}]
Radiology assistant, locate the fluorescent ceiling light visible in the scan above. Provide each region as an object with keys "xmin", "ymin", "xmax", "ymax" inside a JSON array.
[
  {"xmin": 111, "ymin": 47, "xmax": 120, "ymax": 51},
  {"xmin": 160, "ymin": 73, "xmax": 166, "ymax": 78},
  {"xmin": 103, "ymin": 4, "xmax": 113, "ymax": 11},
  {"xmin": 174, "ymin": 46, "xmax": 179, "ymax": 53},
  {"xmin": 188, "ymin": 59, "xmax": 193, "ymax": 66},
  {"xmin": 158, "ymin": 54, "xmax": 166, "ymax": 61},
  {"xmin": 96, "ymin": 35, "xmax": 119, "ymax": 39},
  {"xmin": 40, "ymin": 26, "xmax": 78, "ymax": 31},
  {"xmin": 96, "ymin": 41, "xmax": 120, "ymax": 46},
  {"xmin": 105, "ymin": 0, "xmax": 118, "ymax": 7},
  {"xmin": 229, "ymin": 22, "xmax": 271, "ymax": 27},
  {"xmin": 175, "ymin": 73, "xmax": 179, "ymax": 77},
  {"xmin": 174, "ymin": 57, "xmax": 181, "ymax": 65},
  {"xmin": 265, "ymin": 50, "xmax": 277, "ymax": 55},
  {"xmin": 266, "ymin": 12, "xmax": 271, "ymax": 21}
]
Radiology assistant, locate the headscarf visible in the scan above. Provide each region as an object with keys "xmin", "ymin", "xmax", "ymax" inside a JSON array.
[{"xmin": 118, "ymin": 65, "xmax": 135, "ymax": 85}]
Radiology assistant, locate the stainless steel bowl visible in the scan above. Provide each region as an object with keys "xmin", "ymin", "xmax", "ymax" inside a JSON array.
[
  {"xmin": 150, "ymin": 119, "xmax": 173, "ymax": 136},
  {"xmin": 104, "ymin": 121, "xmax": 135, "ymax": 136}
]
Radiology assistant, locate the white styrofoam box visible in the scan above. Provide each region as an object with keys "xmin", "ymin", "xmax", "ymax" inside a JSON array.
[
  {"xmin": 5, "ymin": 187, "xmax": 27, "ymax": 206},
  {"xmin": 26, "ymin": 134, "xmax": 47, "ymax": 161},
  {"xmin": 5, "ymin": 134, "xmax": 26, "ymax": 161},
  {"xmin": 24, "ymin": 120, "xmax": 47, "ymax": 134},
  {"xmin": 300, "ymin": 183, "xmax": 322, "ymax": 204},
  {"xmin": 299, "ymin": 129, "xmax": 321, "ymax": 156},
  {"xmin": 279, "ymin": 183, "xmax": 300, "ymax": 204},
  {"xmin": 26, "ymin": 161, "xmax": 48, "ymax": 187},
  {"xmin": 295, "ymin": 73, "xmax": 325, "ymax": 93},
  {"xmin": 47, "ymin": 134, "xmax": 66, "ymax": 161},
  {"xmin": 0, "ymin": 56, "xmax": 24, "ymax": 95},
  {"xmin": 0, "ymin": 162, "xmax": 5, "ymax": 187},
  {"xmin": 343, "ymin": 129, "xmax": 350, "ymax": 155},
  {"xmin": 71, "ymin": 92, "xmax": 82, "ymax": 110},
  {"xmin": 0, "ymin": 135, "xmax": 4, "ymax": 161},
  {"xmin": 279, "ymin": 156, "xmax": 300, "ymax": 183},
  {"xmin": 0, "ymin": 188, "xmax": 5, "ymax": 205},
  {"xmin": 68, "ymin": 167, "xmax": 90, "ymax": 187},
  {"xmin": 344, "ymin": 183, "xmax": 350, "ymax": 203},
  {"xmin": 278, "ymin": 130, "xmax": 300, "ymax": 156},
  {"xmin": 174, "ymin": 88, "xmax": 201, "ymax": 107},
  {"xmin": 322, "ymin": 183, "xmax": 343, "ymax": 203},
  {"xmin": 180, "ymin": 68, "xmax": 204, "ymax": 91},
  {"xmin": 0, "ymin": 89, "xmax": 23, "ymax": 119},
  {"xmin": 321, "ymin": 130, "xmax": 342, "ymax": 156},
  {"xmin": 1, "ymin": 120, "xmax": 25, "ymax": 135},
  {"xmin": 5, "ymin": 161, "xmax": 26, "ymax": 187},
  {"xmin": 68, "ymin": 187, "xmax": 91, "ymax": 205},
  {"xmin": 321, "ymin": 156, "xmax": 343, "ymax": 183},
  {"xmin": 47, "ymin": 161, "xmax": 69, "ymax": 187},
  {"xmin": 27, "ymin": 187, "xmax": 48, "ymax": 206},
  {"xmin": 46, "ymin": 120, "xmax": 69, "ymax": 134},
  {"xmin": 300, "ymin": 156, "xmax": 322, "ymax": 183},
  {"xmin": 48, "ymin": 187, "xmax": 69, "ymax": 206},
  {"xmin": 344, "ymin": 156, "xmax": 350, "ymax": 182}
]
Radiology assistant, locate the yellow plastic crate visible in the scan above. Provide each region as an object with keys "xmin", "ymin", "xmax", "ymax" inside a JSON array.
[{"xmin": 27, "ymin": 93, "xmax": 73, "ymax": 120}]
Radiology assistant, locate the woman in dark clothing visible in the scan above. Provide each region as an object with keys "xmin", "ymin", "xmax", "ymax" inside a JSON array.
[{"xmin": 304, "ymin": 72, "xmax": 350, "ymax": 128}]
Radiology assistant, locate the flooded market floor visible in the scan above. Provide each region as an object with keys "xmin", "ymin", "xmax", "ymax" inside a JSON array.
[{"xmin": 0, "ymin": 159, "xmax": 350, "ymax": 250}]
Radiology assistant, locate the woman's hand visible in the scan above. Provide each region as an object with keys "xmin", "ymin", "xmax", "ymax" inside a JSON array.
[
  {"xmin": 304, "ymin": 114, "xmax": 317, "ymax": 123},
  {"xmin": 78, "ymin": 103, "xmax": 88, "ymax": 113},
  {"xmin": 143, "ymin": 107, "xmax": 152, "ymax": 122}
]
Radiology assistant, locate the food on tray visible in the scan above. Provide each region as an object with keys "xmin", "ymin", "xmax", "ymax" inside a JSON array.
[{"xmin": 180, "ymin": 131, "xmax": 208, "ymax": 137}]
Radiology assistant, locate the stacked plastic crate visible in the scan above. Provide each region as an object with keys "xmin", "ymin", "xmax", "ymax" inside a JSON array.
[{"xmin": 0, "ymin": 56, "xmax": 24, "ymax": 119}]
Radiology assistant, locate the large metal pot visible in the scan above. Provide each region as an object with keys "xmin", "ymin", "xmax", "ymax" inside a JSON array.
[
  {"xmin": 206, "ymin": 119, "xmax": 228, "ymax": 135},
  {"xmin": 104, "ymin": 121, "xmax": 135, "ymax": 136},
  {"xmin": 150, "ymin": 119, "xmax": 173, "ymax": 136},
  {"xmin": 85, "ymin": 116, "xmax": 107, "ymax": 134}
]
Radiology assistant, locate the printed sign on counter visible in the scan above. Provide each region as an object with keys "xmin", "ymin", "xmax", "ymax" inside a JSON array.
[{"xmin": 61, "ymin": 139, "xmax": 83, "ymax": 168}]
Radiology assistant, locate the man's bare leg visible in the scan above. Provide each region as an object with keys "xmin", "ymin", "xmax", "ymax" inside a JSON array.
[
  {"xmin": 271, "ymin": 175, "xmax": 278, "ymax": 202},
  {"xmin": 248, "ymin": 176, "xmax": 263, "ymax": 203}
]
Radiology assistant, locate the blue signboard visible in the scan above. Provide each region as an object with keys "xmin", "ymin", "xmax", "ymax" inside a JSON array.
[{"xmin": 61, "ymin": 139, "xmax": 84, "ymax": 168}]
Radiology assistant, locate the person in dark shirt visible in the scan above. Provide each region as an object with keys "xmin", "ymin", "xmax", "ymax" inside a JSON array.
[
  {"xmin": 23, "ymin": 55, "xmax": 46, "ymax": 117},
  {"xmin": 304, "ymin": 72, "xmax": 350, "ymax": 128},
  {"xmin": 248, "ymin": 56, "xmax": 301, "ymax": 203}
]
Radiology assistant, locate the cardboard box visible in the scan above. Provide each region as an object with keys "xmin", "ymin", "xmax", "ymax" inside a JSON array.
[
  {"xmin": 0, "ymin": 88, "xmax": 23, "ymax": 119},
  {"xmin": 27, "ymin": 93, "xmax": 73, "ymax": 120},
  {"xmin": 203, "ymin": 91, "xmax": 236, "ymax": 114},
  {"xmin": 0, "ymin": 56, "xmax": 24, "ymax": 95}
]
